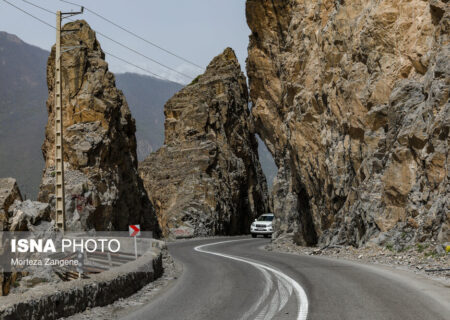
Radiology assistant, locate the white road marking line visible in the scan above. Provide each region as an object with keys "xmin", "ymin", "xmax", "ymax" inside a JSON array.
[
  {"xmin": 277, "ymin": 277, "xmax": 291, "ymax": 311},
  {"xmin": 255, "ymin": 304, "xmax": 269, "ymax": 320},
  {"xmin": 263, "ymin": 285, "xmax": 280, "ymax": 320},
  {"xmin": 194, "ymin": 239, "xmax": 309, "ymax": 320},
  {"xmin": 249, "ymin": 268, "xmax": 273, "ymax": 320}
]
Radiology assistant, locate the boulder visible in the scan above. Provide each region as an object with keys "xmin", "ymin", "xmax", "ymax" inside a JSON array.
[
  {"xmin": 7, "ymin": 200, "xmax": 51, "ymax": 232},
  {"xmin": 0, "ymin": 178, "xmax": 22, "ymax": 231}
]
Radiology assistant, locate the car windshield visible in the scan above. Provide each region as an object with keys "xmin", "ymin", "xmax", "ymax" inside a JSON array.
[{"xmin": 257, "ymin": 215, "xmax": 274, "ymax": 222}]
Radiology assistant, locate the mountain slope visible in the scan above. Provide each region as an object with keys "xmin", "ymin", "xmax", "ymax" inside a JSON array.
[
  {"xmin": 115, "ymin": 73, "xmax": 182, "ymax": 160},
  {"xmin": 0, "ymin": 31, "xmax": 48, "ymax": 199}
]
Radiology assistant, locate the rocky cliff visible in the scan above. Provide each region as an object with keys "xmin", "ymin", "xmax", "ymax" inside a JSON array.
[
  {"xmin": 38, "ymin": 21, "xmax": 159, "ymax": 233},
  {"xmin": 139, "ymin": 48, "xmax": 269, "ymax": 238},
  {"xmin": 246, "ymin": 0, "xmax": 449, "ymax": 247},
  {"xmin": 0, "ymin": 178, "xmax": 48, "ymax": 296},
  {"xmin": 0, "ymin": 178, "xmax": 21, "ymax": 296},
  {"xmin": 0, "ymin": 178, "xmax": 22, "ymax": 232}
]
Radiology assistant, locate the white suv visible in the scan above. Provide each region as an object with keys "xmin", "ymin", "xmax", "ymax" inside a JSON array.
[{"xmin": 250, "ymin": 213, "xmax": 274, "ymax": 238}]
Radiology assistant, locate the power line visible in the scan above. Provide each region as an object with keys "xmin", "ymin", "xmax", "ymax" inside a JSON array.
[
  {"xmin": 22, "ymin": 0, "xmax": 54, "ymax": 15},
  {"xmin": 20, "ymin": 0, "xmax": 194, "ymax": 80},
  {"xmin": 2, "ymin": 0, "xmax": 179, "ymax": 82},
  {"xmin": 60, "ymin": 0, "xmax": 204, "ymax": 70},
  {"xmin": 93, "ymin": 28, "xmax": 194, "ymax": 80},
  {"xmin": 2, "ymin": 0, "xmax": 55, "ymax": 29},
  {"xmin": 102, "ymin": 50, "xmax": 164, "ymax": 80}
]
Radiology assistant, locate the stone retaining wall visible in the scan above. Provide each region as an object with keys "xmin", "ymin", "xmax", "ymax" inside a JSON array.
[{"xmin": 0, "ymin": 240, "xmax": 165, "ymax": 319}]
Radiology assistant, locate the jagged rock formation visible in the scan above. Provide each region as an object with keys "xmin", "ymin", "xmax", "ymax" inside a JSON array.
[
  {"xmin": 0, "ymin": 178, "xmax": 22, "ymax": 232},
  {"xmin": 38, "ymin": 20, "xmax": 159, "ymax": 233},
  {"xmin": 7, "ymin": 200, "xmax": 51, "ymax": 232},
  {"xmin": 0, "ymin": 179, "xmax": 22, "ymax": 295},
  {"xmin": 0, "ymin": 178, "xmax": 57, "ymax": 296},
  {"xmin": 0, "ymin": 30, "xmax": 183, "ymax": 200},
  {"xmin": 139, "ymin": 48, "xmax": 269, "ymax": 238},
  {"xmin": 246, "ymin": 0, "xmax": 449, "ymax": 247},
  {"xmin": 1, "ymin": 178, "xmax": 59, "ymax": 233}
]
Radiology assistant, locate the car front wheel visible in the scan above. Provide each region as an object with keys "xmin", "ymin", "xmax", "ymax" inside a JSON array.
[{"xmin": 251, "ymin": 234, "xmax": 257, "ymax": 238}]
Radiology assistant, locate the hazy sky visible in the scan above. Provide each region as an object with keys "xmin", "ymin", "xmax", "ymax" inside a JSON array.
[{"xmin": 0, "ymin": 0, "xmax": 250, "ymax": 84}]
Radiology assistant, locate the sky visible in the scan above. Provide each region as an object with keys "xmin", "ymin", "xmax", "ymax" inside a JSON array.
[{"xmin": 0, "ymin": 0, "xmax": 250, "ymax": 84}]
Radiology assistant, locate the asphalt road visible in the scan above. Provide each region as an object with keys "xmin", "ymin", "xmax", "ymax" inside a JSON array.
[{"xmin": 121, "ymin": 237, "xmax": 450, "ymax": 320}]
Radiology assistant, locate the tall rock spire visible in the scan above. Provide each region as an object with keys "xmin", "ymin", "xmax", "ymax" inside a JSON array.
[
  {"xmin": 140, "ymin": 48, "xmax": 269, "ymax": 238},
  {"xmin": 38, "ymin": 20, "xmax": 159, "ymax": 233}
]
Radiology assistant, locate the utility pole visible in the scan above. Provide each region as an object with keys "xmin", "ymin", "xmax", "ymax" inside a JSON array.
[
  {"xmin": 54, "ymin": 8, "xmax": 83, "ymax": 232},
  {"xmin": 55, "ymin": 10, "xmax": 65, "ymax": 232}
]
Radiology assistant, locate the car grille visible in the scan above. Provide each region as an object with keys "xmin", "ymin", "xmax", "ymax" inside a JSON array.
[{"xmin": 256, "ymin": 224, "xmax": 267, "ymax": 228}]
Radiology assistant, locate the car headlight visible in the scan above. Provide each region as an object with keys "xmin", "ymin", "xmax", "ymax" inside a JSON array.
[{"xmin": 251, "ymin": 222, "xmax": 256, "ymax": 227}]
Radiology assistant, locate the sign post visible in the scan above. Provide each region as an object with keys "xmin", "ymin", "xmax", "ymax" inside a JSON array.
[
  {"xmin": 76, "ymin": 249, "xmax": 84, "ymax": 279},
  {"xmin": 129, "ymin": 225, "xmax": 141, "ymax": 260}
]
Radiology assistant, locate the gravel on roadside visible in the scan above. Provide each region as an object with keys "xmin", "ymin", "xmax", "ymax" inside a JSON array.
[{"xmin": 266, "ymin": 236, "xmax": 450, "ymax": 283}]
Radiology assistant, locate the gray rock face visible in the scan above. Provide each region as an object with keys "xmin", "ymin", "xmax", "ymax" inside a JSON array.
[
  {"xmin": 7, "ymin": 200, "xmax": 52, "ymax": 232},
  {"xmin": 246, "ymin": 0, "xmax": 449, "ymax": 247},
  {"xmin": 0, "ymin": 178, "xmax": 22, "ymax": 231},
  {"xmin": 324, "ymin": 45, "xmax": 450, "ymax": 248},
  {"xmin": 139, "ymin": 48, "xmax": 269, "ymax": 238},
  {"xmin": 0, "ymin": 178, "xmax": 23, "ymax": 296},
  {"xmin": 37, "ymin": 20, "xmax": 159, "ymax": 233},
  {"xmin": 0, "ymin": 178, "xmax": 53, "ymax": 295}
]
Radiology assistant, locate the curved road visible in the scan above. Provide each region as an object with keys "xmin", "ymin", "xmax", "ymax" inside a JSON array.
[{"xmin": 122, "ymin": 237, "xmax": 449, "ymax": 320}]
